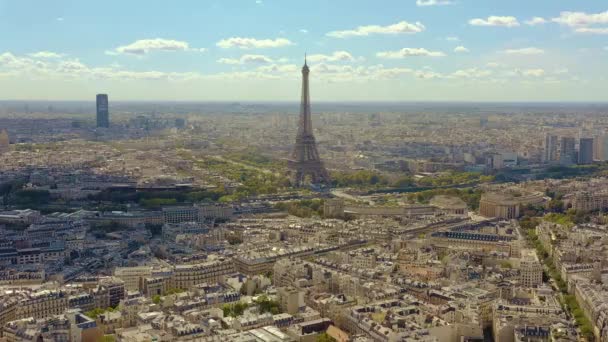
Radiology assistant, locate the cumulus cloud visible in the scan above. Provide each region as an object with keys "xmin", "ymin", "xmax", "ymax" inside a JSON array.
[
  {"xmin": 257, "ymin": 64, "xmax": 299, "ymax": 74},
  {"xmin": 326, "ymin": 21, "xmax": 425, "ymax": 38},
  {"xmin": 486, "ymin": 62, "xmax": 504, "ymax": 68},
  {"xmin": 414, "ymin": 70, "xmax": 443, "ymax": 79},
  {"xmin": 525, "ymin": 17, "xmax": 547, "ymax": 26},
  {"xmin": 552, "ymin": 10, "xmax": 608, "ymax": 35},
  {"xmin": 0, "ymin": 51, "xmax": 573, "ymax": 86},
  {"xmin": 416, "ymin": 0, "xmax": 453, "ymax": 6},
  {"xmin": 217, "ymin": 54, "xmax": 274, "ymax": 65},
  {"xmin": 449, "ymin": 68, "xmax": 492, "ymax": 79},
  {"xmin": 368, "ymin": 66, "xmax": 414, "ymax": 79},
  {"xmin": 216, "ymin": 37, "xmax": 293, "ymax": 49},
  {"xmin": 377, "ymin": 48, "xmax": 445, "ymax": 59},
  {"xmin": 28, "ymin": 51, "xmax": 65, "ymax": 58},
  {"xmin": 57, "ymin": 60, "xmax": 88, "ymax": 73},
  {"xmin": 552, "ymin": 10, "xmax": 608, "ymax": 27},
  {"xmin": 469, "ymin": 16, "xmax": 520, "ymax": 27},
  {"xmin": 520, "ymin": 69, "xmax": 545, "ymax": 77},
  {"xmin": 502, "ymin": 47, "xmax": 545, "ymax": 55},
  {"xmin": 574, "ymin": 27, "xmax": 608, "ymax": 35},
  {"xmin": 446, "ymin": 36, "xmax": 460, "ymax": 42},
  {"xmin": 454, "ymin": 46, "xmax": 469, "ymax": 53},
  {"xmin": 0, "ymin": 52, "xmax": 200, "ymax": 81},
  {"xmin": 0, "ymin": 53, "xmax": 38, "ymax": 70},
  {"xmin": 110, "ymin": 38, "xmax": 201, "ymax": 55},
  {"xmin": 306, "ymin": 51, "xmax": 355, "ymax": 63}
]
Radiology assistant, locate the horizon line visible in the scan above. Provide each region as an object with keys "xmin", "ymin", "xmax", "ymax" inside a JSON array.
[{"xmin": 2, "ymin": 99, "xmax": 608, "ymax": 104}]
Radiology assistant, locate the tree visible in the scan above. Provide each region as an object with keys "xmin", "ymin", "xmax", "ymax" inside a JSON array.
[
  {"xmin": 223, "ymin": 302, "xmax": 249, "ymax": 317},
  {"xmin": 146, "ymin": 223, "xmax": 163, "ymax": 236},
  {"xmin": 226, "ymin": 234, "xmax": 243, "ymax": 245},
  {"xmin": 255, "ymin": 295, "xmax": 281, "ymax": 315},
  {"xmin": 500, "ymin": 261, "xmax": 512, "ymax": 269},
  {"xmin": 84, "ymin": 307, "xmax": 115, "ymax": 319},
  {"xmin": 274, "ymin": 199, "xmax": 324, "ymax": 218},
  {"xmin": 547, "ymin": 199, "xmax": 564, "ymax": 213},
  {"xmin": 392, "ymin": 176, "xmax": 414, "ymax": 188},
  {"xmin": 316, "ymin": 333, "xmax": 336, "ymax": 342},
  {"xmin": 11, "ymin": 189, "xmax": 51, "ymax": 206}
]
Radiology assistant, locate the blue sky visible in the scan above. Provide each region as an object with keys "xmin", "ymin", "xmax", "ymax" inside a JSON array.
[{"xmin": 1, "ymin": 0, "xmax": 607, "ymax": 101}]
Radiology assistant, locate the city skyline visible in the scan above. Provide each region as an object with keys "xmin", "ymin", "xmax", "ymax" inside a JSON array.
[{"xmin": 1, "ymin": 0, "xmax": 608, "ymax": 101}]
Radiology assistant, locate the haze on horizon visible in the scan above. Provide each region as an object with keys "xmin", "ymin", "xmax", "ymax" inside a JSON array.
[{"xmin": 1, "ymin": 0, "xmax": 607, "ymax": 102}]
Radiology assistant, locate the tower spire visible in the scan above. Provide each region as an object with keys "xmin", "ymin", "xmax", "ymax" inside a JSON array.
[{"xmin": 288, "ymin": 56, "xmax": 331, "ymax": 188}]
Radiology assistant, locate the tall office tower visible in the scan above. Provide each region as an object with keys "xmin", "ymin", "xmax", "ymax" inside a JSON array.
[
  {"xmin": 0, "ymin": 129, "xmax": 9, "ymax": 154},
  {"xmin": 96, "ymin": 94, "xmax": 110, "ymax": 128},
  {"xmin": 559, "ymin": 136, "xmax": 576, "ymax": 165},
  {"xmin": 288, "ymin": 57, "xmax": 330, "ymax": 187},
  {"xmin": 578, "ymin": 138, "xmax": 594, "ymax": 165},
  {"xmin": 592, "ymin": 134, "xmax": 608, "ymax": 161},
  {"xmin": 596, "ymin": 135, "xmax": 608, "ymax": 161},
  {"xmin": 543, "ymin": 134, "xmax": 558, "ymax": 163}
]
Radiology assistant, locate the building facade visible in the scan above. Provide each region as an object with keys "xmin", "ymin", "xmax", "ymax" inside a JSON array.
[{"xmin": 96, "ymin": 94, "xmax": 110, "ymax": 128}]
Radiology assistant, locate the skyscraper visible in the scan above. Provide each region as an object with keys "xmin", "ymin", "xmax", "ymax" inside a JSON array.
[
  {"xmin": 288, "ymin": 57, "xmax": 330, "ymax": 187},
  {"xmin": 590, "ymin": 134, "xmax": 608, "ymax": 162},
  {"xmin": 96, "ymin": 94, "xmax": 109, "ymax": 128},
  {"xmin": 559, "ymin": 136, "xmax": 576, "ymax": 165},
  {"xmin": 578, "ymin": 138, "xmax": 594, "ymax": 165},
  {"xmin": 543, "ymin": 134, "xmax": 558, "ymax": 163},
  {"xmin": 0, "ymin": 129, "xmax": 9, "ymax": 154}
]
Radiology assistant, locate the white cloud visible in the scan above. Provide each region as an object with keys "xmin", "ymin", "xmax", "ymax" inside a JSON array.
[
  {"xmin": 327, "ymin": 21, "xmax": 425, "ymax": 38},
  {"xmin": 574, "ymin": 27, "xmax": 608, "ymax": 35},
  {"xmin": 255, "ymin": 0, "xmax": 262, "ymax": 4},
  {"xmin": 57, "ymin": 60, "xmax": 88, "ymax": 73},
  {"xmin": 486, "ymin": 62, "xmax": 504, "ymax": 68},
  {"xmin": 521, "ymin": 69, "xmax": 545, "ymax": 77},
  {"xmin": 551, "ymin": 10, "xmax": 608, "ymax": 35},
  {"xmin": 56, "ymin": 17, "xmax": 64, "ymax": 21},
  {"xmin": 446, "ymin": 36, "xmax": 460, "ymax": 42},
  {"xmin": 257, "ymin": 64, "xmax": 299, "ymax": 74},
  {"xmin": 216, "ymin": 37, "xmax": 293, "ymax": 49},
  {"xmin": 525, "ymin": 17, "xmax": 547, "ymax": 26},
  {"xmin": 0, "ymin": 52, "xmax": 201, "ymax": 81},
  {"xmin": 377, "ymin": 48, "xmax": 445, "ymax": 59},
  {"xmin": 469, "ymin": 16, "xmax": 520, "ymax": 27},
  {"xmin": 28, "ymin": 51, "xmax": 65, "ymax": 59},
  {"xmin": 0, "ymin": 53, "xmax": 38, "ymax": 70},
  {"xmin": 552, "ymin": 10, "xmax": 608, "ymax": 27},
  {"xmin": 218, "ymin": 54, "xmax": 274, "ymax": 65},
  {"xmin": 368, "ymin": 66, "xmax": 414, "ymax": 79},
  {"xmin": 111, "ymin": 38, "xmax": 200, "ymax": 55},
  {"xmin": 416, "ymin": 0, "xmax": 453, "ymax": 7},
  {"xmin": 414, "ymin": 70, "xmax": 443, "ymax": 79},
  {"xmin": 605, "ymin": 47, "xmax": 608, "ymax": 51},
  {"xmin": 454, "ymin": 46, "xmax": 469, "ymax": 53},
  {"xmin": 307, "ymin": 51, "xmax": 355, "ymax": 63},
  {"xmin": 299, "ymin": 29, "xmax": 308, "ymax": 34},
  {"xmin": 502, "ymin": 47, "xmax": 545, "ymax": 55},
  {"xmin": 0, "ymin": 51, "xmax": 574, "ymax": 87},
  {"xmin": 449, "ymin": 68, "xmax": 492, "ymax": 79}
]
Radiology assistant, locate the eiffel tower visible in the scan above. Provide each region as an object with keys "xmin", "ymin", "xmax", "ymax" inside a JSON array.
[{"xmin": 288, "ymin": 57, "xmax": 331, "ymax": 187}]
